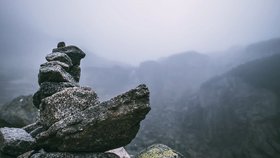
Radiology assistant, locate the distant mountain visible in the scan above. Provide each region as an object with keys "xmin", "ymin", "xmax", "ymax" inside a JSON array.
[
  {"xmin": 161, "ymin": 54, "xmax": 280, "ymax": 157},
  {"xmin": 126, "ymin": 38, "xmax": 280, "ymax": 156}
]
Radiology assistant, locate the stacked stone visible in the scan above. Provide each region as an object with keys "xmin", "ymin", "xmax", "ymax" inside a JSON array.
[
  {"xmin": 0, "ymin": 43, "xmax": 153, "ymax": 158},
  {"xmin": 32, "ymin": 42, "xmax": 85, "ymax": 108}
]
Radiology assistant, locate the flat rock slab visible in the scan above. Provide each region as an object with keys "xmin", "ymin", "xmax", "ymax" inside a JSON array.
[
  {"xmin": 18, "ymin": 150, "xmax": 119, "ymax": 158},
  {"xmin": 38, "ymin": 63, "xmax": 76, "ymax": 85},
  {"xmin": 36, "ymin": 84, "xmax": 150, "ymax": 152},
  {"xmin": 0, "ymin": 128, "xmax": 35, "ymax": 156},
  {"xmin": 45, "ymin": 52, "xmax": 73, "ymax": 66}
]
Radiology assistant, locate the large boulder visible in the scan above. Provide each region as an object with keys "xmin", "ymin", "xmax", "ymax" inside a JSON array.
[
  {"xmin": 0, "ymin": 95, "xmax": 38, "ymax": 128},
  {"xmin": 33, "ymin": 82, "xmax": 78, "ymax": 108},
  {"xmin": 39, "ymin": 87, "xmax": 99, "ymax": 127},
  {"xmin": 35, "ymin": 84, "xmax": 150, "ymax": 152},
  {"xmin": 0, "ymin": 128, "xmax": 35, "ymax": 156},
  {"xmin": 135, "ymin": 144, "xmax": 184, "ymax": 158}
]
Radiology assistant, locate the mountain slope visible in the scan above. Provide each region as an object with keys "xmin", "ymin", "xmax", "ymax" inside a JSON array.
[{"xmin": 175, "ymin": 54, "xmax": 280, "ymax": 157}]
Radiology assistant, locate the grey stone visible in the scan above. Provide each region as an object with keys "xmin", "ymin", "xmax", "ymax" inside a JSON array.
[
  {"xmin": 106, "ymin": 147, "xmax": 130, "ymax": 158},
  {"xmin": 40, "ymin": 87, "xmax": 99, "ymax": 128},
  {"xmin": 33, "ymin": 82, "xmax": 78, "ymax": 108},
  {"xmin": 38, "ymin": 63, "xmax": 76, "ymax": 84},
  {"xmin": 53, "ymin": 45, "xmax": 86, "ymax": 66},
  {"xmin": 45, "ymin": 52, "xmax": 73, "ymax": 67},
  {"xmin": 0, "ymin": 128, "xmax": 35, "ymax": 156},
  {"xmin": 0, "ymin": 95, "xmax": 38, "ymax": 128},
  {"xmin": 135, "ymin": 144, "xmax": 184, "ymax": 158},
  {"xmin": 35, "ymin": 84, "xmax": 150, "ymax": 152},
  {"xmin": 19, "ymin": 149, "xmax": 119, "ymax": 158},
  {"xmin": 40, "ymin": 61, "xmax": 71, "ymax": 71}
]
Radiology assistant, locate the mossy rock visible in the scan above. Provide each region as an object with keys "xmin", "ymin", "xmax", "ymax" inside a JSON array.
[{"xmin": 135, "ymin": 144, "xmax": 184, "ymax": 158}]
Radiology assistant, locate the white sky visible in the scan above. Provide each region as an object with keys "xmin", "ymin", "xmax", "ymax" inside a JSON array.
[{"xmin": 1, "ymin": 0, "xmax": 280, "ymax": 65}]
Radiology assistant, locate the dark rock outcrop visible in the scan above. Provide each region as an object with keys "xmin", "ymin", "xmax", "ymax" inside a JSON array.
[{"xmin": 0, "ymin": 95, "xmax": 38, "ymax": 128}]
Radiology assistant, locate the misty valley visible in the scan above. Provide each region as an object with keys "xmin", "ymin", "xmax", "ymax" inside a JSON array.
[{"xmin": 0, "ymin": 38, "xmax": 280, "ymax": 158}]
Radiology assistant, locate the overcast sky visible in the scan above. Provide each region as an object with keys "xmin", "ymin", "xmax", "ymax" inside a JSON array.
[{"xmin": 1, "ymin": 0, "xmax": 280, "ymax": 65}]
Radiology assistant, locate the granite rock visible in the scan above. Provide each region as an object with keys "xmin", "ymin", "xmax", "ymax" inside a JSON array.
[
  {"xmin": 33, "ymin": 82, "xmax": 78, "ymax": 108},
  {"xmin": 39, "ymin": 87, "xmax": 99, "ymax": 128},
  {"xmin": 35, "ymin": 84, "xmax": 150, "ymax": 152},
  {"xmin": 38, "ymin": 63, "xmax": 76, "ymax": 84},
  {"xmin": 45, "ymin": 52, "xmax": 73, "ymax": 67},
  {"xmin": 0, "ymin": 128, "xmax": 35, "ymax": 156}
]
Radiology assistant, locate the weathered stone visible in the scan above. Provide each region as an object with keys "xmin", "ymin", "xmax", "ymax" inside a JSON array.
[
  {"xmin": 45, "ymin": 52, "xmax": 73, "ymax": 67},
  {"xmin": 0, "ymin": 128, "xmax": 35, "ymax": 156},
  {"xmin": 40, "ymin": 87, "xmax": 99, "ymax": 128},
  {"xmin": 33, "ymin": 82, "xmax": 78, "ymax": 108},
  {"xmin": 35, "ymin": 84, "xmax": 150, "ymax": 152},
  {"xmin": 69, "ymin": 65, "xmax": 81, "ymax": 82},
  {"xmin": 53, "ymin": 45, "xmax": 86, "ymax": 66},
  {"xmin": 41, "ymin": 61, "xmax": 71, "ymax": 71},
  {"xmin": 135, "ymin": 144, "xmax": 184, "ymax": 158},
  {"xmin": 19, "ymin": 149, "xmax": 119, "ymax": 158},
  {"xmin": 0, "ymin": 95, "xmax": 38, "ymax": 128},
  {"xmin": 38, "ymin": 63, "xmax": 76, "ymax": 84}
]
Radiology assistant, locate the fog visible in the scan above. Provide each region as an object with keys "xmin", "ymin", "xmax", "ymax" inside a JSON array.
[
  {"xmin": 1, "ymin": 0, "xmax": 280, "ymax": 65},
  {"xmin": 1, "ymin": 1, "xmax": 280, "ymax": 157}
]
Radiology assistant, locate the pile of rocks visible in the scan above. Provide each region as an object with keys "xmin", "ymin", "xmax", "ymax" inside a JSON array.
[{"xmin": 0, "ymin": 43, "xmax": 151, "ymax": 158}]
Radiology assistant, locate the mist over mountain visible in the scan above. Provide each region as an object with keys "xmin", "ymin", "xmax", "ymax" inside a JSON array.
[{"xmin": 1, "ymin": 36, "xmax": 280, "ymax": 157}]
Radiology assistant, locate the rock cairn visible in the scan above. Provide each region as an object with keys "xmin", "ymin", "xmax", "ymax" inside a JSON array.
[
  {"xmin": 33, "ymin": 41, "xmax": 85, "ymax": 108},
  {"xmin": 0, "ymin": 42, "xmax": 151, "ymax": 158}
]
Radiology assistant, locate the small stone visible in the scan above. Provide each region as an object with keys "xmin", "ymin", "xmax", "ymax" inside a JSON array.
[
  {"xmin": 0, "ymin": 128, "xmax": 35, "ymax": 156},
  {"xmin": 106, "ymin": 147, "xmax": 130, "ymax": 158},
  {"xmin": 45, "ymin": 52, "xmax": 73, "ymax": 66},
  {"xmin": 135, "ymin": 144, "xmax": 184, "ymax": 158},
  {"xmin": 57, "ymin": 41, "xmax": 65, "ymax": 48}
]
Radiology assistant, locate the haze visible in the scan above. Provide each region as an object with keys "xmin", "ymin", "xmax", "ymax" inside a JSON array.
[{"xmin": 1, "ymin": 0, "xmax": 280, "ymax": 65}]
